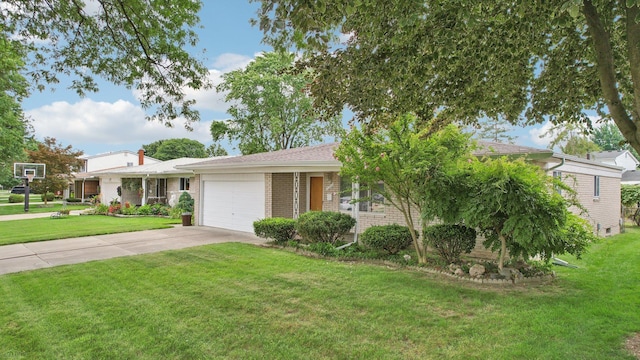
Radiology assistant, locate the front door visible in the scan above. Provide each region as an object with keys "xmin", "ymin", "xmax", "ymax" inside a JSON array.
[{"xmin": 310, "ymin": 176, "xmax": 324, "ymax": 211}]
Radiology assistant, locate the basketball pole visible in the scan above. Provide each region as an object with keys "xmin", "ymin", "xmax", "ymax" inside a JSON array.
[{"xmin": 24, "ymin": 177, "xmax": 30, "ymax": 212}]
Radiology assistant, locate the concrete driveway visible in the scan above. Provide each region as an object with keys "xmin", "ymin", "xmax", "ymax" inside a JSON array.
[{"xmin": 0, "ymin": 226, "xmax": 266, "ymax": 276}]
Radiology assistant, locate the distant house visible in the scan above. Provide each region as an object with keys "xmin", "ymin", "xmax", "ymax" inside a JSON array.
[
  {"xmin": 72, "ymin": 150, "xmax": 160, "ymax": 200},
  {"xmin": 588, "ymin": 150, "xmax": 639, "ymax": 171},
  {"xmin": 76, "ymin": 157, "xmax": 216, "ymax": 206},
  {"xmin": 178, "ymin": 141, "xmax": 623, "ymax": 255}
]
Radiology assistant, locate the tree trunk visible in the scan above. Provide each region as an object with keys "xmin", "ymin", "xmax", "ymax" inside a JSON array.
[
  {"xmin": 498, "ymin": 232, "xmax": 507, "ymax": 271},
  {"xmin": 583, "ymin": 0, "xmax": 640, "ymax": 152}
]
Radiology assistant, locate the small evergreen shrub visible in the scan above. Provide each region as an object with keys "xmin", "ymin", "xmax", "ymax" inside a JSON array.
[
  {"xmin": 253, "ymin": 217, "xmax": 297, "ymax": 243},
  {"xmin": 360, "ymin": 224, "xmax": 413, "ymax": 254},
  {"xmin": 66, "ymin": 197, "xmax": 82, "ymax": 202},
  {"xmin": 177, "ymin": 192, "xmax": 194, "ymax": 213},
  {"xmin": 94, "ymin": 204, "xmax": 109, "ymax": 215},
  {"xmin": 8, "ymin": 194, "xmax": 24, "ymax": 203},
  {"xmin": 295, "ymin": 211, "xmax": 356, "ymax": 244},
  {"xmin": 40, "ymin": 192, "xmax": 55, "ymax": 201},
  {"xmin": 423, "ymin": 224, "xmax": 477, "ymax": 264}
]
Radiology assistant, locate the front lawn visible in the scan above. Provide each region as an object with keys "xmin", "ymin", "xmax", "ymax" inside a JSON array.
[
  {"xmin": 0, "ymin": 228, "xmax": 638, "ymax": 359},
  {"xmin": 0, "ymin": 203, "xmax": 89, "ymax": 216},
  {"xmin": 0, "ymin": 216, "xmax": 180, "ymax": 246}
]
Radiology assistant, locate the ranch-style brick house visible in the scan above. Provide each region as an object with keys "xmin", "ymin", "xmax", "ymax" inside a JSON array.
[{"xmin": 178, "ymin": 141, "xmax": 623, "ymax": 257}]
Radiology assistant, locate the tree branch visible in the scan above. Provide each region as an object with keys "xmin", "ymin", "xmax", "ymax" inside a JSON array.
[{"xmin": 583, "ymin": 0, "xmax": 639, "ymax": 146}]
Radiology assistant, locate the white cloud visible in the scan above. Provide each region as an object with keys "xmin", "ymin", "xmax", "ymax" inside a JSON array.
[
  {"xmin": 528, "ymin": 121, "xmax": 555, "ymax": 148},
  {"xmin": 26, "ymin": 99, "xmax": 214, "ymax": 153},
  {"xmin": 185, "ymin": 53, "xmax": 257, "ymax": 112}
]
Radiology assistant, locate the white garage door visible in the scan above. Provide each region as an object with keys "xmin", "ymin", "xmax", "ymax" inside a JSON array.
[{"xmin": 201, "ymin": 174, "xmax": 265, "ymax": 233}]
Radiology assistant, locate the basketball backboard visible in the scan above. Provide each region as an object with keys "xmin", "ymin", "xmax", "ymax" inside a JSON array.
[{"xmin": 13, "ymin": 163, "xmax": 46, "ymax": 180}]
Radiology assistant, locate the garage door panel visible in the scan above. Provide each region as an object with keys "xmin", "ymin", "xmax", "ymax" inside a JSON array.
[{"xmin": 202, "ymin": 176, "xmax": 265, "ymax": 233}]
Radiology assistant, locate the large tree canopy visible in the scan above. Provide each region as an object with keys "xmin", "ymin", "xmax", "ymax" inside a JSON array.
[
  {"xmin": 0, "ymin": 35, "xmax": 31, "ymax": 187},
  {"xmin": 142, "ymin": 138, "xmax": 207, "ymax": 161},
  {"xmin": 214, "ymin": 51, "xmax": 343, "ymax": 155},
  {"xmin": 253, "ymin": 0, "xmax": 640, "ymax": 153},
  {"xmin": 3, "ymin": 0, "xmax": 209, "ymax": 127}
]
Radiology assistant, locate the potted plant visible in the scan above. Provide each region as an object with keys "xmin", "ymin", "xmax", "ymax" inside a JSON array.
[{"xmin": 178, "ymin": 191, "xmax": 194, "ymax": 226}]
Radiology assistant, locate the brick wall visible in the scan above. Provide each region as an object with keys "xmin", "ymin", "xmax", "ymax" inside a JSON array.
[
  {"xmin": 562, "ymin": 172, "xmax": 621, "ymax": 236},
  {"xmin": 272, "ymin": 173, "xmax": 294, "ymax": 218}
]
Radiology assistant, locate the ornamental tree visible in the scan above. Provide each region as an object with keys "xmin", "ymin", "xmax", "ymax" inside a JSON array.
[
  {"xmin": 27, "ymin": 137, "xmax": 84, "ymax": 200},
  {"xmin": 458, "ymin": 157, "xmax": 594, "ymax": 270},
  {"xmin": 253, "ymin": 0, "xmax": 640, "ymax": 154},
  {"xmin": 335, "ymin": 115, "xmax": 472, "ymax": 264}
]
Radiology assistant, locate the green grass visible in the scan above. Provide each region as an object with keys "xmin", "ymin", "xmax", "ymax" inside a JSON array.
[
  {"xmin": 0, "ymin": 216, "xmax": 180, "ymax": 245},
  {"xmin": 0, "ymin": 203, "xmax": 89, "ymax": 216},
  {"xmin": 0, "ymin": 228, "xmax": 638, "ymax": 359}
]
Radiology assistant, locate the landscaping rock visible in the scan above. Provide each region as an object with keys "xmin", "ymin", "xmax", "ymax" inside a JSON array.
[
  {"xmin": 403, "ymin": 254, "xmax": 412, "ymax": 262},
  {"xmin": 454, "ymin": 268, "xmax": 465, "ymax": 276},
  {"xmin": 499, "ymin": 267, "xmax": 523, "ymax": 280},
  {"xmin": 449, "ymin": 263, "xmax": 461, "ymax": 273},
  {"xmin": 469, "ymin": 264, "xmax": 485, "ymax": 277}
]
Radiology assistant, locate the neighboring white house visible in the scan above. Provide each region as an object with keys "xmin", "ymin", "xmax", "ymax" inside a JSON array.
[
  {"xmin": 76, "ymin": 157, "xmax": 215, "ymax": 206},
  {"xmin": 78, "ymin": 149, "xmax": 160, "ymax": 172},
  {"xmin": 589, "ymin": 150, "xmax": 639, "ymax": 171},
  {"xmin": 71, "ymin": 150, "xmax": 161, "ymax": 200}
]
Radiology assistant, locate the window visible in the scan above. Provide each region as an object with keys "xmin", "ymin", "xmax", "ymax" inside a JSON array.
[
  {"xmin": 339, "ymin": 179, "xmax": 385, "ymax": 213},
  {"xmin": 552, "ymin": 171, "xmax": 562, "ymax": 194},
  {"xmin": 593, "ymin": 175, "xmax": 600, "ymax": 197},
  {"xmin": 179, "ymin": 177, "xmax": 190, "ymax": 191}
]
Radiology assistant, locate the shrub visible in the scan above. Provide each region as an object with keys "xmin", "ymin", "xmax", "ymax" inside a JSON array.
[
  {"xmin": 137, "ymin": 204, "xmax": 152, "ymax": 215},
  {"xmin": 253, "ymin": 218, "xmax": 297, "ymax": 243},
  {"xmin": 40, "ymin": 192, "xmax": 55, "ymax": 201},
  {"xmin": 177, "ymin": 192, "xmax": 194, "ymax": 213},
  {"xmin": 8, "ymin": 194, "xmax": 24, "ymax": 203},
  {"xmin": 360, "ymin": 224, "xmax": 413, "ymax": 255},
  {"xmin": 151, "ymin": 204, "xmax": 170, "ymax": 216},
  {"xmin": 295, "ymin": 211, "xmax": 356, "ymax": 244},
  {"xmin": 94, "ymin": 204, "xmax": 109, "ymax": 215},
  {"xmin": 423, "ymin": 224, "xmax": 477, "ymax": 264},
  {"xmin": 108, "ymin": 203, "xmax": 122, "ymax": 214},
  {"xmin": 66, "ymin": 197, "xmax": 82, "ymax": 202}
]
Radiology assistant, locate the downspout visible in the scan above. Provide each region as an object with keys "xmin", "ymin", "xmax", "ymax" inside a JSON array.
[{"xmin": 548, "ymin": 156, "xmax": 565, "ymax": 171}]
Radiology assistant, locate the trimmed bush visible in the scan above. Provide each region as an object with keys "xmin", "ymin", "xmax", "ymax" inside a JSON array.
[
  {"xmin": 295, "ymin": 211, "xmax": 356, "ymax": 244},
  {"xmin": 253, "ymin": 217, "xmax": 297, "ymax": 243},
  {"xmin": 40, "ymin": 192, "xmax": 55, "ymax": 201},
  {"xmin": 423, "ymin": 224, "xmax": 477, "ymax": 264},
  {"xmin": 8, "ymin": 194, "xmax": 24, "ymax": 203},
  {"xmin": 177, "ymin": 192, "xmax": 194, "ymax": 213},
  {"xmin": 360, "ymin": 224, "xmax": 413, "ymax": 254},
  {"xmin": 66, "ymin": 197, "xmax": 82, "ymax": 203}
]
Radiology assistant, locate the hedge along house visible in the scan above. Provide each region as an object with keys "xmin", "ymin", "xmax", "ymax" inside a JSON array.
[
  {"xmin": 179, "ymin": 142, "xmax": 622, "ymax": 255},
  {"xmin": 77, "ymin": 157, "xmax": 210, "ymax": 207}
]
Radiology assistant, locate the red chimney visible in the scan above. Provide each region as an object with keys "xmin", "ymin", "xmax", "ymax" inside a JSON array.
[{"xmin": 138, "ymin": 149, "xmax": 145, "ymax": 165}]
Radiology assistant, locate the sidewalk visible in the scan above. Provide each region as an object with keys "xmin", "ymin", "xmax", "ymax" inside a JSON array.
[
  {"xmin": 0, "ymin": 225, "xmax": 265, "ymax": 276},
  {"xmin": 0, "ymin": 210, "xmax": 85, "ymax": 221}
]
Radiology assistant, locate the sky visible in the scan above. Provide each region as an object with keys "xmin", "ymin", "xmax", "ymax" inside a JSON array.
[{"xmin": 22, "ymin": 1, "xmax": 555, "ymax": 157}]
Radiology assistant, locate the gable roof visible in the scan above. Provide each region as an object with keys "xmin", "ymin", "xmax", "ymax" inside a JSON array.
[
  {"xmin": 96, "ymin": 157, "xmax": 222, "ymax": 176},
  {"xmin": 589, "ymin": 150, "xmax": 627, "ymax": 160},
  {"xmin": 622, "ymin": 169, "xmax": 640, "ymax": 183},
  {"xmin": 474, "ymin": 141, "xmax": 554, "ymax": 159},
  {"xmin": 179, "ymin": 143, "xmax": 340, "ymax": 171}
]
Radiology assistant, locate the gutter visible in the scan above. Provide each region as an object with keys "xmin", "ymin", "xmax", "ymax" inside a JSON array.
[{"xmin": 548, "ymin": 155, "xmax": 566, "ymax": 171}]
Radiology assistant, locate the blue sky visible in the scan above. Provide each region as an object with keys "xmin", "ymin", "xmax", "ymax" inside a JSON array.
[{"xmin": 22, "ymin": 1, "xmax": 553, "ymax": 156}]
